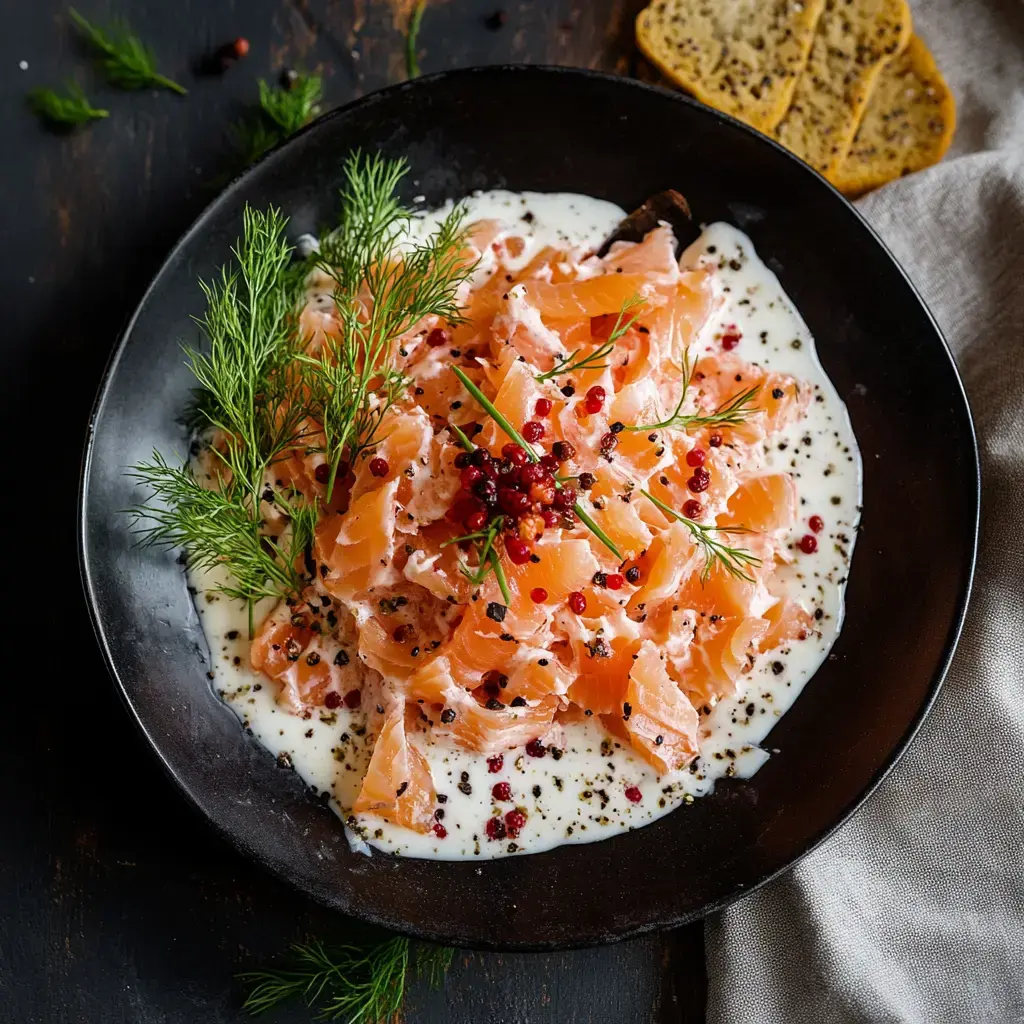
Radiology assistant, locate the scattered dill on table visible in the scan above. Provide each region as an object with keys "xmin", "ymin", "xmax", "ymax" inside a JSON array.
[
  {"xmin": 240, "ymin": 936, "xmax": 455, "ymax": 1022},
  {"xmin": 27, "ymin": 81, "xmax": 108, "ymax": 127},
  {"xmin": 69, "ymin": 7, "xmax": 187, "ymax": 94}
]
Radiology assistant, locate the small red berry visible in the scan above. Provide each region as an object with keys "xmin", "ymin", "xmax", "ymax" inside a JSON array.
[
  {"xmin": 426, "ymin": 327, "xmax": 448, "ymax": 347},
  {"xmin": 687, "ymin": 469, "xmax": 710, "ymax": 493},
  {"xmin": 369, "ymin": 457, "xmax": 389, "ymax": 478},
  {"xmin": 518, "ymin": 463, "xmax": 544, "ymax": 486},
  {"xmin": 487, "ymin": 754, "xmax": 504, "ymax": 773},
  {"xmin": 553, "ymin": 487, "xmax": 577, "ymax": 510},
  {"xmin": 465, "ymin": 510, "xmax": 488, "ymax": 531},
  {"xmin": 522, "ymin": 421, "xmax": 544, "ymax": 443},
  {"xmin": 683, "ymin": 499, "xmax": 703, "ymax": 520},
  {"xmin": 584, "ymin": 385, "xmax": 605, "ymax": 414},
  {"xmin": 314, "ymin": 463, "xmax": 330, "ymax": 484},
  {"xmin": 809, "ymin": 515, "xmax": 824, "ymax": 533},
  {"xmin": 686, "ymin": 447, "xmax": 706, "ymax": 468},
  {"xmin": 708, "ymin": 433, "xmax": 723, "ymax": 448},
  {"xmin": 541, "ymin": 509, "xmax": 561, "ymax": 528},
  {"xmin": 525, "ymin": 738, "xmax": 546, "ymax": 758},
  {"xmin": 323, "ymin": 691, "xmax": 342, "ymax": 710},
  {"xmin": 498, "ymin": 487, "xmax": 531, "ymax": 517},
  {"xmin": 485, "ymin": 817, "xmax": 507, "ymax": 841},
  {"xmin": 492, "ymin": 782, "xmax": 513, "ymax": 802},
  {"xmin": 624, "ymin": 785, "xmax": 642, "ymax": 804},
  {"xmin": 460, "ymin": 465, "xmax": 483, "ymax": 489},
  {"xmin": 505, "ymin": 536, "xmax": 532, "ymax": 565},
  {"xmin": 530, "ymin": 587, "xmax": 548, "ymax": 603},
  {"xmin": 721, "ymin": 327, "xmax": 741, "ymax": 350},
  {"xmin": 504, "ymin": 809, "xmax": 527, "ymax": 836},
  {"xmin": 551, "ymin": 441, "xmax": 576, "ymax": 462},
  {"xmin": 502, "ymin": 443, "xmax": 529, "ymax": 466},
  {"xmin": 343, "ymin": 689, "xmax": 361, "ymax": 709},
  {"xmin": 534, "ymin": 398, "xmax": 553, "ymax": 417},
  {"xmin": 799, "ymin": 534, "xmax": 818, "ymax": 554},
  {"xmin": 606, "ymin": 573, "xmax": 624, "ymax": 591},
  {"xmin": 433, "ymin": 822, "xmax": 447, "ymax": 839},
  {"xmin": 539, "ymin": 453, "xmax": 560, "ymax": 472},
  {"xmin": 568, "ymin": 591, "xmax": 587, "ymax": 615},
  {"xmin": 232, "ymin": 37, "xmax": 250, "ymax": 58}
]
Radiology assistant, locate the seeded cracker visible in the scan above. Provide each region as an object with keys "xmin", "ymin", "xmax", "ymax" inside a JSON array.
[
  {"xmin": 773, "ymin": 0, "xmax": 912, "ymax": 176},
  {"xmin": 831, "ymin": 35, "xmax": 956, "ymax": 196},
  {"xmin": 634, "ymin": 0, "xmax": 827, "ymax": 133}
]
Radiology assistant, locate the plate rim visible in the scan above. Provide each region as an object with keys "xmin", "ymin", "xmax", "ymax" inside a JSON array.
[{"xmin": 78, "ymin": 64, "xmax": 981, "ymax": 950}]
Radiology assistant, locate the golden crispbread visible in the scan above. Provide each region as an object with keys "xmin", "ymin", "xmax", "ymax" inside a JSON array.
[
  {"xmin": 830, "ymin": 34, "xmax": 956, "ymax": 195},
  {"xmin": 773, "ymin": 0, "xmax": 913, "ymax": 176},
  {"xmin": 635, "ymin": 0, "xmax": 827, "ymax": 133}
]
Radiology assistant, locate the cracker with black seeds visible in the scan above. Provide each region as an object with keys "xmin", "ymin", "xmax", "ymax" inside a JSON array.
[
  {"xmin": 635, "ymin": 0, "xmax": 827, "ymax": 133},
  {"xmin": 831, "ymin": 35, "xmax": 956, "ymax": 196},
  {"xmin": 773, "ymin": 0, "xmax": 913, "ymax": 176}
]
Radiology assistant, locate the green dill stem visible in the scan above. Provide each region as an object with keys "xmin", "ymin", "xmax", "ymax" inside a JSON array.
[
  {"xmin": 490, "ymin": 550, "xmax": 512, "ymax": 606},
  {"xmin": 451, "ymin": 366, "xmax": 622, "ymax": 560},
  {"xmin": 406, "ymin": 0, "xmax": 427, "ymax": 79},
  {"xmin": 449, "ymin": 422, "xmax": 474, "ymax": 452},
  {"xmin": 640, "ymin": 488, "xmax": 760, "ymax": 583}
]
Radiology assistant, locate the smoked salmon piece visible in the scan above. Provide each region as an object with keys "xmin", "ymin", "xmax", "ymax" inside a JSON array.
[
  {"xmin": 621, "ymin": 641, "xmax": 699, "ymax": 774},
  {"xmin": 353, "ymin": 704, "xmax": 436, "ymax": 832},
  {"xmin": 725, "ymin": 474, "xmax": 798, "ymax": 534}
]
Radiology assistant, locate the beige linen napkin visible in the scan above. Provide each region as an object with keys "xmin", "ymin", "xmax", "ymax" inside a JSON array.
[{"xmin": 706, "ymin": 1, "xmax": 1024, "ymax": 1020}]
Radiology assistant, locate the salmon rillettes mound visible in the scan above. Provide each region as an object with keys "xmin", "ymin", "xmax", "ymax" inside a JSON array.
[{"xmin": 217, "ymin": 194, "xmax": 854, "ymax": 854}]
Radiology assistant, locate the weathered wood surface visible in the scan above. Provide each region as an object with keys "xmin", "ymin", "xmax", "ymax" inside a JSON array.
[{"xmin": 0, "ymin": 2, "xmax": 705, "ymax": 1020}]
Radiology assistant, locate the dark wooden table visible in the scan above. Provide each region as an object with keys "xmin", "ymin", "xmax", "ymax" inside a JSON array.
[{"xmin": 0, "ymin": 2, "xmax": 707, "ymax": 1020}]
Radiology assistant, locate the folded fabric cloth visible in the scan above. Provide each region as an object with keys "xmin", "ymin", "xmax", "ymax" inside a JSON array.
[{"xmin": 705, "ymin": 1, "xmax": 1024, "ymax": 1020}]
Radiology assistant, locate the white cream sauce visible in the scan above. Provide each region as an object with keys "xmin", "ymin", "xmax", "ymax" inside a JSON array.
[{"xmin": 192, "ymin": 191, "xmax": 861, "ymax": 861}]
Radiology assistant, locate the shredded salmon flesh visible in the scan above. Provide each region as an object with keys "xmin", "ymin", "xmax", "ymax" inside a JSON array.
[{"xmin": 246, "ymin": 219, "xmax": 819, "ymax": 831}]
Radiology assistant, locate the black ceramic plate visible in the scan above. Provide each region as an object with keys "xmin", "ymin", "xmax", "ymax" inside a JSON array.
[{"xmin": 79, "ymin": 67, "xmax": 978, "ymax": 950}]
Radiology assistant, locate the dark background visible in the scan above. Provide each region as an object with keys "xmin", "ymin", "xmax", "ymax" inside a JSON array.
[{"xmin": 0, "ymin": 1, "xmax": 706, "ymax": 1021}]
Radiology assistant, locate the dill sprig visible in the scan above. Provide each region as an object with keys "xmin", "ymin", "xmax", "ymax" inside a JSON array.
[
  {"xmin": 185, "ymin": 206, "xmax": 308, "ymax": 489},
  {"xmin": 449, "ymin": 422, "xmax": 475, "ymax": 452},
  {"xmin": 240, "ymin": 937, "xmax": 455, "ymax": 1022},
  {"xmin": 307, "ymin": 152, "xmax": 473, "ymax": 497},
  {"xmin": 443, "ymin": 517, "xmax": 513, "ymax": 606},
  {"xmin": 451, "ymin": 366, "xmax": 623, "ymax": 560},
  {"xmin": 232, "ymin": 73, "xmax": 323, "ymax": 166},
  {"xmin": 259, "ymin": 73, "xmax": 323, "ymax": 136},
  {"xmin": 641, "ymin": 489, "xmax": 760, "ymax": 583},
  {"xmin": 28, "ymin": 81, "xmax": 108, "ymax": 126},
  {"xmin": 129, "ymin": 206, "xmax": 313, "ymax": 632},
  {"xmin": 69, "ymin": 8, "xmax": 186, "ymax": 94},
  {"xmin": 406, "ymin": 0, "xmax": 427, "ymax": 79},
  {"xmin": 624, "ymin": 348, "xmax": 759, "ymax": 433},
  {"xmin": 128, "ymin": 452, "xmax": 316, "ymax": 611},
  {"xmin": 535, "ymin": 295, "xmax": 642, "ymax": 383}
]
